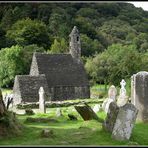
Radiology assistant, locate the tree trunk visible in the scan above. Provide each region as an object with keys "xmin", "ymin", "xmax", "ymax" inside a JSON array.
[{"xmin": 0, "ymin": 89, "xmax": 6, "ymax": 116}]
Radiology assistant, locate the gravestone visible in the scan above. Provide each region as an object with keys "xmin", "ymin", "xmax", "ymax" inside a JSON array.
[
  {"xmin": 103, "ymin": 102, "xmax": 119, "ymax": 132},
  {"xmin": 131, "ymin": 71, "xmax": 148, "ymax": 122},
  {"xmin": 117, "ymin": 79, "xmax": 128, "ymax": 107},
  {"xmin": 108, "ymin": 85, "xmax": 117, "ymax": 101},
  {"xmin": 93, "ymin": 104, "xmax": 100, "ymax": 113},
  {"xmin": 56, "ymin": 108, "xmax": 62, "ymax": 117},
  {"xmin": 74, "ymin": 103, "xmax": 102, "ymax": 122},
  {"xmin": 103, "ymin": 102, "xmax": 138, "ymax": 141},
  {"xmin": 39, "ymin": 87, "xmax": 46, "ymax": 113},
  {"xmin": 102, "ymin": 85, "xmax": 117, "ymax": 113},
  {"xmin": 112, "ymin": 103, "xmax": 138, "ymax": 141}
]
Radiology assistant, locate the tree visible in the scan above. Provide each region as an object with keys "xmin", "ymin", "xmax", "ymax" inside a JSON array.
[
  {"xmin": 0, "ymin": 45, "xmax": 25, "ymax": 87},
  {"xmin": 37, "ymin": 4, "xmax": 52, "ymax": 24},
  {"xmin": 97, "ymin": 19, "xmax": 137, "ymax": 46},
  {"xmin": 85, "ymin": 44, "xmax": 143, "ymax": 86},
  {"xmin": 0, "ymin": 9, "xmax": 14, "ymax": 31},
  {"xmin": 6, "ymin": 18, "xmax": 50, "ymax": 49},
  {"xmin": 49, "ymin": 38, "xmax": 68, "ymax": 54},
  {"xmin": 133, "ymin": 33, "xmax": 148, "ymax": 52},
  {"xmin": 48, "ymin": 9, "xmax": 72, "ymax": 40},
  {"xmin": 0, "ymin": 44, "xmax": 45, "ymax": 87},
  {"xmin": 75, "ymin": 15, "xmax": 97, "ymax": 39},
  {"xmin": 0, "ymin": 27, "xmax": 6, "ymax": 50},
  {"xmin": 21, "ymin": 44, "xmax": 45, "ymax": 73},
  {"xmin": 81, "ymin": 34, "xmax": 104, "ymax": 57}
]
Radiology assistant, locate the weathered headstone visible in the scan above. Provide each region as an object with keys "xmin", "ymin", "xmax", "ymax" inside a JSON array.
[
  {"xmin": 56, "ymin": 108, "xmax": 62, "ymax": 117},
  {"xmin": 39, "ymin": 87, "xmax": 46, "ymax": 113},
  {"xmin": 102, "ymin": 85, "xmax": 117, "ymax": 114},
  {"xmin": 74, "ymin": 103, "xmax": 102, "ymax": 122},
  {"xmin": 117, "ymin": 79, "xmax": 128, "ymax": 107},
  {"xmin": 93, "ymin": 104, "xmax": 100, "ymax": 113},
  {"xmin": 108, "ymin": 85, "xmax": 117, "ymax": 101},
  {"xmin": 103, "ymin": 98, "xmax": 114, "ymax": 114},
  {"xmin": 112, "ymin": 103, "xmax": 138, "ymax": 141},
  {"xmin": 103, "ymin": 102, "xmax": 119, "ymax": 132},
  {"xmin": 120, "ymin": 79, "xmax": 126, "ymax": 98},
  {"xmin": 131, "ymin": 71, "xmax": 148, "ymax": 122}
]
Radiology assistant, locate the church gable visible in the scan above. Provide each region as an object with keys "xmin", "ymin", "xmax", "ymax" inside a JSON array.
[
  {"xmin": 13, "ymin": 74, "xmax": 50, "ymax": 104},
  {"xmin": 31, "ymin": 53, "xmax": 89, "ymax": 87}
]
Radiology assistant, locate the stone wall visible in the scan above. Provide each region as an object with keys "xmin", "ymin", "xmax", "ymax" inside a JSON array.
[
  {"xmin": 13, "ymin": 75, "xmax": 50, "ymax": 104},
  {"xmin": 49, "ymin": 86, "xmax": 90, "ymax": 101}
]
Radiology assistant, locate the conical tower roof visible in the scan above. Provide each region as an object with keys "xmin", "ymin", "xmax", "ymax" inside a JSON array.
[{"xmin": 69, "ymin": 26, "xmax": 79, "ymax": 36}]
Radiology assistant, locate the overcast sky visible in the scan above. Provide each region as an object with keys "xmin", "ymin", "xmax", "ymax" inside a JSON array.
[{"xmin": 129, "ymin": 2, "xmax": 148, "ymax": 11}]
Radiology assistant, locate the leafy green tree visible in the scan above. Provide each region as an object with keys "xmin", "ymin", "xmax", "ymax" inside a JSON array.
[
  {"xmin": 0, "ymin": 45, "xmax": 24, "ymax": 87},
  {"xmin": 37, "ymin": 4, "xmax": 52, "ymax": 24},
  {"xmin": 75, "ymin": 16, "xmax": 96, "ymax": 39},
  {"xmin": 133, "ymin": 33, "xmax": 148, "ymax": 52},
  {"xmin": 49, "ymin": 38, "xmax": 68, "ymax": 54},
  {"xmin": 81, "ymin": 34, "xmax": 104, "ymax": 57},
  {"xmin": 141, "ymin": 52, "xmax": 148, "ymax": 71},
  {"xmin": 0, "ymin": 28, "xmax": 6, "ymax": 50},
  {"xmin": 85, "ymin": 44, "xmax": 143, "ymax": 86},
  {"xmin": 48, "ymin": 8, "xmax": 72, "ymax": 40},
  {"xmin": 97, "ymin": 19, "xmax": 137, "ymax": 46},
  {"xmin": 133, "ymin": 19, "xmax": 148, "ymax": 33},
  {"xmin": 0, "ymin": 44, "xmax": 45, "ymax": 87},
  {"xmin": 21, "ymin": 44, "xmax": 45, "ymax": 73},
  {"xmin": 0, "ymin": 9, "xmax": 14, "ymax": 31},
  {"xmin": 6, "ymin": 18, "xmax": 50, "ymax": 49}
]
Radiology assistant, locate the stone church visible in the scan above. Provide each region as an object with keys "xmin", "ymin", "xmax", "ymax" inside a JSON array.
[{"xmin": 13, "ymin": 26, "xmax": 90, "ymax": 104}]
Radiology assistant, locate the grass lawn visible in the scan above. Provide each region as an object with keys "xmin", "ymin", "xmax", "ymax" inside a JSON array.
[
  {"xmin": 0, "ymin": 106, "xmax": 148, "ymax": 146},
  {"xmin": 0, "ymin": 86, "xmax": 147, "ymax": 146}
]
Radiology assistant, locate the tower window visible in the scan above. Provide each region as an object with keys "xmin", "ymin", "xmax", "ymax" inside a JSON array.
[{"xmin": 77, "ymin": 37, "xmax": 79, "ymax": 41}]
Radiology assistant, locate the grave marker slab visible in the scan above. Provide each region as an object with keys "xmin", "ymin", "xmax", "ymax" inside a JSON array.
[
  {"xmin": 103, "ymin": 102, "xmax": 119, "ymax": 132},
  {"xmin": 102, "ymin": 85, "xmax": 117, "ymax": 113},
  {"xmin": 74, "ymin": 103, "xmax": 102, "ymax": 122},
  {"xmin": 131, "ymin": 71, "xmax": 148, "ymax": 122},
  {"xmin": 39, "ymin": 87, "xmax": 46, "ymax": 113},
  {"xmin": 112, "ymin": 103, "xmax": 138, "ymax": 141},
  {"xmin": 117, "ymin": 79, "xmax": 128, "ymax": 107}
]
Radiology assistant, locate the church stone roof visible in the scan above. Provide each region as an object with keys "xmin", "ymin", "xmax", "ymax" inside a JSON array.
[
  {"xmin": 33, "ymin": 52, "xmax": 89, "ymax": 87},
  {"xmin": 15, "ymin": 74, "xmax": 50, "ymax": 102}
]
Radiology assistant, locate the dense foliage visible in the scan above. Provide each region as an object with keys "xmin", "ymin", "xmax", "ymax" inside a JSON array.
[
  {"xmin": 0, "ymin": 45, "xmax": 44, "ymax": 87},
  {"xmin": 0, "ymin": 2, "xmax": 147, "ymax": 87},
  {"xmin": 85, "ymin": 44, "xmax": 144, "ymax": 86}
]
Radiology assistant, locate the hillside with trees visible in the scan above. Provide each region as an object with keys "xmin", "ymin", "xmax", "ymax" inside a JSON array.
[{"xmin": 0, "ymin": 2, "xmax": 147, "ymax": 87}]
